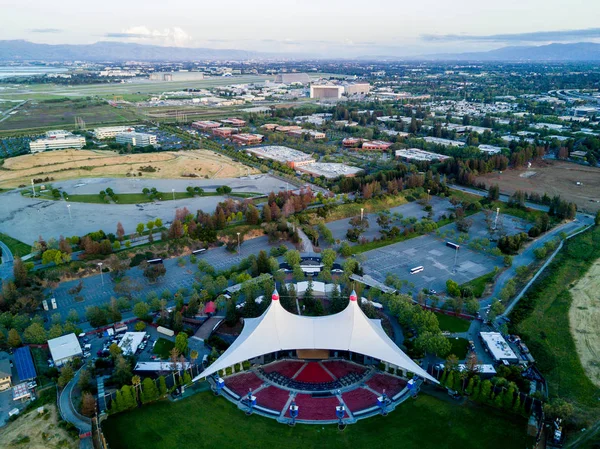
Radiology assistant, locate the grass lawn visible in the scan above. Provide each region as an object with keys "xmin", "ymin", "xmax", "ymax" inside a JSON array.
[
  {"xmin": 102, "ymin": 391, "xmax": 530, "ymax": 449},
  {"xmin": 153, "ymin": 338, "xmax": 175, "ymax": 359},
  {"xmin": 41, "ymin": 191, "xmax": 220, "ymax": 205},
  {"xmin": 316, "ymin": 195, "xmax": 408, "ymax": 223},
  {"xmin": 509, "ymin": 226, "xmax": 600, "ymax": 423},
  {"xmin": 460, "ymin": 271, "xmax": 497, "ymax": 298},
  {"xmin": 447, "ymin": 337, "xmax": 470, "ymax": 359},
  {"xmin": 0, "ymin": 232, "xmax": 32, "ymax": 258},
  {"xmin": 434, "ymin": 313, "xmax": 471, "ymax": 333}
]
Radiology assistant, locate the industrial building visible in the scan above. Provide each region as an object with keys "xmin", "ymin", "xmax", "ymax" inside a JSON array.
[
  {"xmin": 149, "ymin": 72, "xmax": 204, "ymax": 82},
  {"xmin": 231, "ymin": 133, "xmax": 264, "ymax": 145},
  {"xmin": 423, "ymin": 137, "xmax": 466, "ymax": 147},
  {"xmin": 479, "ymin": 332, "xmax": 519, "ymax": 363},
  {"xmin": 93, "ymin": 126, "xmax": 135, "ymax": 139},
  {"xmin": 478, "ymin": 144, "xmax": 503, "ymax": 154},
  {"xmin": 296, "ymin": 162, "xmax": 362, "ymax": 179},
  {"xmin": 115, "ymin": 132, "xmax": 157, "ymax": 147},
  {"xmin": 29, "ymin": 132, "xmax": 86, "ymax": 153},
  {"xmin": 310, "ymin": 84, "xmax": 344, "ymax": 99},
  {"xmin": 48, "ymin": 333, "xmax": 83, "ymax": 367},
  {"xmin": 274, "ymin": 73, "xmax": 311, "ymax": 84},
  {"xmin": 345, "ymin": 83, "xmax": 371, "ymax": 95},
  {"xmin": 245, "ymin": 145, "xmax": 315, "ymax": 168},
  {"xmin": 191, "ymin": 121, "xmax": 221, "ymax": 131},
  {"xmin": 395, "ymin": 148, "xmax": 451, "ymax": 162}
]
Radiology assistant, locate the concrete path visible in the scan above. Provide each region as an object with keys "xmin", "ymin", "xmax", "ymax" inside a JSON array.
[
  {"xmin": 0, "ymin": 240, "xmax": 14, "ymax": 281},
  {"xmin": 58, "ymin": 368, "xmax": 92, "ymax": 433}
]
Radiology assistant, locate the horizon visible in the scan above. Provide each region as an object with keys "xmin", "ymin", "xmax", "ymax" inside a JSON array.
[{"xmin": 3, "ymin": 0, "xmax": 600, "ymax": 57}]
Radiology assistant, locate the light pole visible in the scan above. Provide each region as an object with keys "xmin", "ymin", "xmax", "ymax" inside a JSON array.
[
  {"xmin": 493, "ymin": 207, "xmax": 500, "ymax": 230},
  {"xmin": 453, "ymin": 245, "xmax": 459, "ymax": 274},
  {"xmin": 237, "ymin": 232, "xmax": 241, "ymax": 255},
  {"xmin": 360, "ymin": 208, "xmax": 364, "ymax": 221},
  {"xmin": 66, "ymin": 204, "xmax": 72, "ymax": 223},
  {"xmin": 427, "ymin": 189, "xmax": 431, "ymax": 202},
  {"xmin": 172, "ymin": 188, "xmax": 175, "ymax": 201},
  {"xmin": 31, "ymin": 179, "xmax": 36, "ymax": 197},
  {"xmin": 98, "ymin": 262, "xmax": 104, "ymax": 287}
]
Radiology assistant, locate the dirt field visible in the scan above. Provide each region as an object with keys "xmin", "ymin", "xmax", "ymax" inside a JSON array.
[
  {"xmin": 0, "ymin": 149, "xmax": 258, "ymax": 187},
  {"xmin": 569, "ymin": 259, "xmax": 600, "ymax": 387},
  {"xmin": 476, "ymin": 160, "xmax": 600, "ymax": 213},
  {"xmin": 0, "ymin": 404, "xmax": 78, "ymax": 449}
]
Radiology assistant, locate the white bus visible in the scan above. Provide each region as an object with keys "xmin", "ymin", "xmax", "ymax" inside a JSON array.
[
  {"xmin": 51, "ymin": 298, "xmax": 57, "ymax": 309},
  {"xmin": 410, "ymin": 266, "xmax": 424, "ymax": 275},
  {"xmin": 147, "ymin": 258, "xmax": 163, "ymax": 265},
  {"xmin": 192, "ymin": 248, "xmax": 206, "ymax": 255},
  {"xmin": 157, "ymin": 326, "xmax": 175, "ymax": 337}
]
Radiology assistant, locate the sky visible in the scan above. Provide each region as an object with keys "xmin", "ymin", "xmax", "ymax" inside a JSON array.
[{"xmin": 2, "ymin": 0, "xmax": 600, "ymax": 57}]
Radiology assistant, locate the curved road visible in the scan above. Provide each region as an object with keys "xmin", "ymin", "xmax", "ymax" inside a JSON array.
[
  {"xmin": 58, "ymin": 367, "xmax": 92, "ymax": 448},
  {"xmin": 0, "ymin": 240, "xmax": 14, "ymax": 281}
]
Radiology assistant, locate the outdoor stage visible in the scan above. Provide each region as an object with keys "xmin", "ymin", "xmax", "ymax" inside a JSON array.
[{"xmin": 214, "ymin": 358, "xmax": 418, "ymax": 424}]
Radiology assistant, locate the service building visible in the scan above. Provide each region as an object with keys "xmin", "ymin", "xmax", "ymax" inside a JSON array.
[{"xmin": 48, "ymin": 333, "xmax": 83, "ymax": 367}]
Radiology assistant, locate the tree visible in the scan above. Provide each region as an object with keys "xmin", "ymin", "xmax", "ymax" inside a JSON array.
[
  {"xmin": 175, "ymin": 332, "xmax": 189, "ymax": 355},
  {"xmin": 136, "ymin": 223, "xmax": 145, "ymax": 236},
  {"xmin": 81, "ymin": 392, "xmax": 96, "ymax": 417},
  {"xmin": 133, "ymin": 301, "xmax": 151, "ymax": 321},
  {"xmin": 284, "ymin": 250, "xmax": 301, "ymax": 267},
  {"xmin": 488, "ymin": 184, "xmax": 500, "ymax": 201},
  {"xmin": 543, "ymin": 398, "xmax": 574, "ymax": 421},
  {"xmin": 488, "ymin": 301, "xmax": 505, "ymax": 320},
  {"xmin": 114, "ymin": 355, "xmax": 132, "ymax": 386},
  {"xmin": 13, "ymin": 257, "xmax": 28, "ymax": 287},
  {"xmin": 86, "ymin": 306, "xmax": 108, "ymax": 328},
  {"xmin": 58, "ymin": 364, "xmax": 74, "ymax": 388},
  {"xmin": 596, "ymin": 210, "xmax": 600, "ymax": 226},
  {"xmin": 158, "ymin": 376, "xmax": 167, "ymax": 396},
  {"xmin": 24, "ymin": 322, "xmax": 47, "ymax": 344},
  {"xmin": 143, "ymin": 264, "xmax": 167, "ymax": 283},
  {"xmin": 225, "ymin": 297, "xmax": 238, "ymax": 326},
  {"xmin": 121, "ymin": 385, "xmax": 136, "ymax": 410},
  {"xmin": 169, "ymin": 220, "xmax": 184, "ymax": 239},
  {"xmin": 321, "ymin": 248, "xmax": 336, "ymax": 269},
  {"xmin": 141, "ymin": 377, "xmax": 159, "ymax": 404},
  {"xmin": 446, "ymin": 279, "xmax": 461, "ymax": 297},
  {"xmin": 78, "ymin": 368, "xmax": 92, "ymax": 391},
  {"xmin": 7, "ymin": 329, "xmax": 21, "ymax": 348},
  {"xmin": 146, "ymin": 220, "xmax": 155, "ymax": 234},
  {"xmin": 116, "ymin": 222, "xmax": 125, "ymax": 241}
]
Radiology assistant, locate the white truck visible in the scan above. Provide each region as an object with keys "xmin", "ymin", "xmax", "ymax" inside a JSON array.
[
  {"xmin": 42, "ymin": 300, "xmax": 49, "ymax": 311},
  {"xmin": 50, "ymin": 298, "xmax": 57, "ymax": 310}
]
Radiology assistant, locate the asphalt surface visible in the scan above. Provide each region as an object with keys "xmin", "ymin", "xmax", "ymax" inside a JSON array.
[
  {"xmin": 0, "ymin": 175, "xmax": 290, "ymax": 244},
  {"xmin": 0, "ymin": 240, "xmax": 14, "ymax": 281},
  {"xmin": 58, "ymin": 367, "xmax": 92, "ymax": 433}
]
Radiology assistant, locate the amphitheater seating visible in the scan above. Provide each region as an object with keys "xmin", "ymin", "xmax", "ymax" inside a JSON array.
[
  {"xmin": 285, "ymin": 394, "xmax": 340, "ymax": 421},
  {"xmin": 255, "ymin": 386, "xmax": 291, "ymax": 413},
  {"xmin": 341, "ymin": 388, "xmax": 378, "ymax": 413},
  {"xmin": 294, "ymin": 362, "xmax": 334, "ymax": 383},
  {"xmin": 323, "ymin": 361, "xmax": 366, "ymax": 379},
  {"xmin": 224, "ymin": 372, "xmax": 264, "ymax": 396},
  {"xmin": 263, "ymin": 360, "xmax": 305, "ymax": 378},
  {"xmin": 366, "ymin": 373, "xmax": 407, "ymax": 397}
]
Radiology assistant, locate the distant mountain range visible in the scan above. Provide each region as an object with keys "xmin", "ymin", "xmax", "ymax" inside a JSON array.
[
  {"xmin": 0, "ymin": 40, "xmax": 264, "ymax": 61},
  {"xmin": 1, "ymin": 40, "xmax": 600, "ymax": 62},
  {"xmin": 416, "ymin": 42, "xmax": 600, "ymax": 62}
]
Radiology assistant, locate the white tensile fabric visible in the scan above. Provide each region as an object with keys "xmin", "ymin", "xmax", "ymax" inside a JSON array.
[{"xmin": 194, "ymin": 290, "xmax": 437, "ymax": 383}]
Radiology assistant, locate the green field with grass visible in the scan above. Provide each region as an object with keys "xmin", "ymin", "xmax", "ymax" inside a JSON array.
[
  {"xmin": 510, "ymin": 226, "xmax": 600, "ymax": 423},
  {"xmin": 447, "ymin": 337, "xmax": 471, "ymax": 359},
  {"xmin": 102, "ymin": 391, "xmax": 530, "ymax": 449},
  {"xmin": 434, "ymin": 313, "xmax": 472, "ymax": 333},
  {"xmin": 22, "ymin": 190, "xmax": 222, "ymax": 205},
  {"xmin": 460, "ymin": 271, "xmax": 497, "ymax": 298},
  {"xmin": 0, "ymin": 232, "xmax": 32, "ymax": 257},
  {"xmin": 153, "ymin": 338, "xmax": 175, "ymax": 359}
]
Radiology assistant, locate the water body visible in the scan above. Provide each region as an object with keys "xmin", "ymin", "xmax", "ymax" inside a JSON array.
[{"xmin": 0, "ymin": 66, "xmax": 68, "ymax": 79}]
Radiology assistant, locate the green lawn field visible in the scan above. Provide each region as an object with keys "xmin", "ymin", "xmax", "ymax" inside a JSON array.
[
  {"xmin": 434, "ymin": 312, "xmax": 471, "ymax": 333},
  {"xmin": 0, "ymin": 232, "xmax": 32, "ymax": 257},
  {"xmin": 102, "ymin": 391, "xmax": 530, "ymax": 449},
  {"xmin": 152, "ymin": 338, "xmax": 175, "ymax": 359}
]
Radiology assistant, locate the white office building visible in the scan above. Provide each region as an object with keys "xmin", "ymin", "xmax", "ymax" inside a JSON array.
[
  {"xmin": 479, "ymin": 332, "xmax": 518, "ymax": 363},
  {"xmin": 478, "ymin": 144, "xmax": 503, "ymax": 154},
  {"xmin": 310, "ymin": 85, "xmax": 344, "ymax": 99},
  {"xmin": 116, "ymin": 132, "xmax": 157, "ymax": 147},
  {"xmin": 30, "ymin": 135, "xmax": 86, "ymax": 153},
  {"xmin": 93, "ymin": 126, "xmax": 135, "ymax": 139}
]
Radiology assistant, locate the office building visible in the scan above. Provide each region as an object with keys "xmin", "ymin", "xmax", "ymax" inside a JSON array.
[
  {"xmin": 395, "ymin": 148, "xmax": 451, "ymax": 162},
  {"xmin": 479, "ymin": 332, "xmax": 519, "ymax": 363},
  {"xmin": 192, "ymin": 121, "xmax": 222, "ymax": 131},
  {"xmin": 245, "ymin": 145, "xmax": 315, "ymax": 168},
  {"xmin": 231, "ymin": 133, "xmax": 264, "ymax": 145},
  {"xmin": 115, "ymin": 132, "xmax": 157, "ymax": 147},
  {"xmin": 345, "ymin": 83, "xmax": 371, "ymax": 95},
  {"xmin": 361, "ymin": 140, "xmax": 392, "ymax": 150},
  {"xmin": 30, "ymin": 135, "xmax": 86, "ymax": 153},
  {"xmin": 93, "ymin": 126, "xmax": 135, "ymax": 139},
  {"xmin": 275, "ymin": 73, "xmax": 311, "ymax": 84}
]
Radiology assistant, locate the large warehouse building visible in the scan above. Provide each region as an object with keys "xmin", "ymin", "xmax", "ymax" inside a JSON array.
[
  {"xmin": 310, "ymin": 85, "xmax": 344, "ymax": 99},
  {"xmin": 29, "ymin": 130, "xmax": 86, "ymax": 153},
  {"xmin": 48, "ymin": 333, "xmax": 83, "ymax": 367},
  {"xmin": 116, "ymin": 132, "xmax": 157, "ymax": 147}
]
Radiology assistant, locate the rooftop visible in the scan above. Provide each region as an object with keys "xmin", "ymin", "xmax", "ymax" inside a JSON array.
[{"xmin": 48, "ymin": 333, "xmax": 82, "ymax": 362}]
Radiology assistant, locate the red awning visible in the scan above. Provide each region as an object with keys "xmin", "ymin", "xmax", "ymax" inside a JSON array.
[{"xmin": 204, "ymin": 301, "xmax": 216, "ymax": 314}]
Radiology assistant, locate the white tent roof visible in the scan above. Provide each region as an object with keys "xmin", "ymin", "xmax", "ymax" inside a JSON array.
[{"xmin": 195, "ymin": 290, "xmax": 437, "ymax": 383}]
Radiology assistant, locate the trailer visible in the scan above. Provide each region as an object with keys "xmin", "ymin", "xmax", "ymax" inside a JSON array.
[
  {"xmin": 114, "ymin": 323, "xmax": 128, "ymax": 334},
  {"xmin": 42, "ymin": 300, "xmax": 49, "ymax": 311},
  {"xmin": 50, "ymin": 298, "xmax": 57, "ymax": 310},
  {"xmin": 157, "ymin": 326, "xmax": 175, "ymax": 337}
]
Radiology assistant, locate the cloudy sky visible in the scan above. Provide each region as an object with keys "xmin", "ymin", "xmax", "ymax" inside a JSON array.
[{"xmin": 2, "ymin": 0, "xmax": 600, "ymax": 56}]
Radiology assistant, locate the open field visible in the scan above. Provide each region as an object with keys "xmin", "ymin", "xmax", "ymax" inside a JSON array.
[
  {"xmin": 569, "ymin": 259, "xmax": 600, "ymax": 387},
  {"xmin": 102, "ymin": 391, "xmax": 530, "ymax": 449},
  {"xmin": 0, "ymin": 404, "xmax": 78, "ymax": 449},
  {"xmin": 0, "ymin": 99, "xmax": 139, "ymax": 132},
  {"xmin": 0, "ymin": 149, "xmax": 258, "ymax": 188},
  {"xmin": 0, "ymin": 232, "xmax": 31, "ymax": 257},
  {"xmin": 435, "ymin": 313, "xmax": 471, "ymax": 333},
  {"xmin": 510, "ymin": 226, "xmax": 600, "ymax": 423},
  {"xmin": 153, "ymin": 338, "xmax": 175, "ymax": 359},
  {"xmin": 476, "ymin": 160, "xmax": 600, "ymax": 213}
]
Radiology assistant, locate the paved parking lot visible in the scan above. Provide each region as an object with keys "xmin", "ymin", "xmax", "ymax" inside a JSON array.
[
  {"xmin": 325, "ymin": 197, "xmax": 453, "ymax": 243},
  {"xmin": 360, "ymin": 212, "xmax": 527, "ymax": 293},
  {"xmin": 0, "ymin": 175, "xmax": 289, "ymax": 244},
  {"xmin": 49, "ymin": 236, "xmax": 292, "ymax": 322}
]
